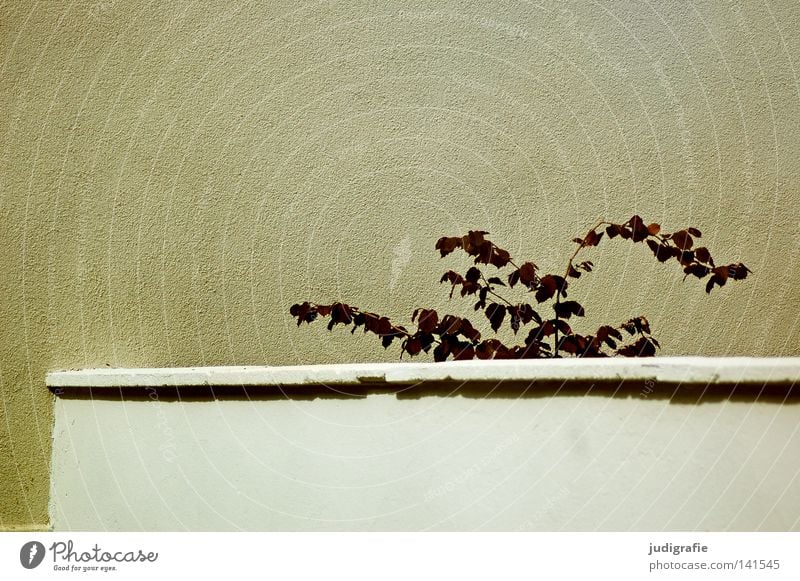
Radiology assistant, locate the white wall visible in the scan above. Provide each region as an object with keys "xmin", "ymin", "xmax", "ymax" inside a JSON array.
[{"xmin": 50, "ymin": 391, "xmax": 800, "ymax": 531}]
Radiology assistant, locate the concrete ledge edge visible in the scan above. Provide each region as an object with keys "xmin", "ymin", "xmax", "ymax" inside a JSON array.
[{"xmin": 46, "ymin": 357, "xmax": 800, "ymax": 390}]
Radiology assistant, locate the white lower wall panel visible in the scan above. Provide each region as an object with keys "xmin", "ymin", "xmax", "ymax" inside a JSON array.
[{"xmin": 50, "ymin": 392, "xmax": 800, "ymax": 531}]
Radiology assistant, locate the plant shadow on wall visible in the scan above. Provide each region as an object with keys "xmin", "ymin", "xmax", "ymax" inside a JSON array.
[{"xmin": 291, "ymin": 216, "xmax": 752, "ymax": 361}]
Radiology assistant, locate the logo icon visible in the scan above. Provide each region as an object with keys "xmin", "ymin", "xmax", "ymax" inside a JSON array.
[{"xmin": 20, "ymin": 541, "xmax": 45, "ymax": 569}]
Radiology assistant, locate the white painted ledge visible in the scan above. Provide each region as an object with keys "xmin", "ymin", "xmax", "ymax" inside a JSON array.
[{"xmin": 46, "ymin": 357, "xmax": 800, "ymax": 391}]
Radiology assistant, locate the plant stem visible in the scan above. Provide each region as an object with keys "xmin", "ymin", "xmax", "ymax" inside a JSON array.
[
  {"xmin": 555, "ymin": 220, "xmax": 614, "ymax": 357},
  {"xmin": 554, "ymin": 291, "xmax": 560, "ymax": 357},
  {"xmin": 479, "ymin": 273, "xmax": 515, "ymax": 307}
]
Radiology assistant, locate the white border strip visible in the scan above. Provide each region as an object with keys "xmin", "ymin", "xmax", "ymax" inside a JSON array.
[{"xmin": 46, "ymin": 357, "xmax": 800, "ymax": 390}]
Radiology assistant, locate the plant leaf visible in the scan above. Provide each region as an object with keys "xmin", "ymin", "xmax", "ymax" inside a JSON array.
[
  {"xmin": 485, "ymin": 303, "xmax": 507, "ymax": 333},
  {"xmin": 435, "ymin": 236, "xmax": 462, "ymax": 257},
  {"xmin": 416, "ymin": 309, "xmax": 439, "ymax": 333},
  {"xmin": 671, "ymin": 229, "xmax": 693, "ymax": 250},
  {"xmin": 554, "ymin": 300, "xmax": 585, "ymax": 319}
]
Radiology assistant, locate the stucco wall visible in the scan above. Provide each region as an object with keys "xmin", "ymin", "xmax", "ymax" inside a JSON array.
[{"xmin": 2, "ymin": 1, "xmax": 800, "ymax": 529}]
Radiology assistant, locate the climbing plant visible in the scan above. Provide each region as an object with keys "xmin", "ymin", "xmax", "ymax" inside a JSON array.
[{"xmin": 290, "ymin": 216, "xmax": 751, "ymax": 360}]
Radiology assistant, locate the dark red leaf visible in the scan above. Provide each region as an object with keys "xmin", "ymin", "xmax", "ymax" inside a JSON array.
[
  {"xmin": 452, "ymin": 345, "xmax": 475, "ymax": 361},
  {"xmin": 583, "ymin": 229, "xmax": 603, "ymax": 247},
  {"xmin": 527, "ymin": 321, "xmax": 556, "ymax": 341},
  {"xmin": 435, "ymin": 236, "xmax": 462, "ymax": 257},
  {"xmin": 694, "ymin": 247, "xmax": 712, "ymax": 264},
  {"xmin": 713, "ymin": 265, "xmax": 730, "ymax": 283},
  {"xmin": 637, "ymin": 316, "xmax": 651, "ymax": 334},
  {"xmin": 459, "ymin": 318, "xmax": 482, "ymax": 343},
  {"xmin": 440, "ymin": 270, "xmax": 463, "ymax": 285},
  {"xmin": 671, "ymin": 229, "xmax": 693, "ymax": 250},
  {"xmin": 465, "ymin": 267, "xmax": 481, "ymax": 283},
  {"xmin": 437, "ymin": 315, "xmax": 462, "ymax": 335},
  {"xmin": 621, "ymin": 316, "xmax": 651, "ymax": 335},
  {"xmin": 486, "ymin": 303, "xmax": 507, "ymax": 333},
  {"xmin": 507, "ymin": 306, "xmax": 521, "ymax": 334},
  {"xmin": 728, "ymin": 263, "xmax": 752, "ymax": 280},
  {"xmin": 683, "ymin": 263, "xmax": 710, "ymax": 278},
  {"xmin": 628, "ymin": 215, "xmax": 650, "ymax": 242},
  {"xmin": 377, "ymin": 316, "xmax": 392, "ymax": 336},
  {"xmin": 476, "ymin": 241, "xmax": 494, "ymax": 265},
  {"xmin": 416, "ymin": 309, "xmax": 439, "ymax": 333},
  {"xmin": 535, "ymin": 275, "xmax": 568, "ymax": 303},
  {"xmin": 403, "ymin": 336, "xmax": 423, "ymax": 356},
  {"xmin": 514, "ymin": 342, "xmax": 542, "ymax": 359},
  {"xmin": 474, "ymin": 287, "xmax": 488, "ymax": 311},
  {"xmin": 559, "ymin": 334, "xmax": 589, "ymax": 355},
  {"xmin": 553, "ymin": 319, "xmax": 572, "ymax": 335},
  {"xmin": 647, "ymin": 239, "xmax": 679, "ymax": 262},
  {"xmin": 362, "ymin": 313, "xmax": 377, "ymax": 333},
  {"xmin": 606, "ymin": 224, "xmax": 623, "ymax": 239},
  {"xmin": 440, "ymin": 270, "xmax": 464, "ymax": 298},
  {"xmin": 488, "ymin": 245, "xmax": 511, "ymax": 268},
  {"xmin": 517, "ymin": 262, "xmax": 538, "ymax": 288},
  {"xmin": 509, "ymin": 304, "xmax": 539, "ymax": 334},
  {"xmin": 290, "ymin": 302, "xmax": 318, "ymax": 326},
  {"xmin": 553, "ymin": 300, "xmax": 585, "ymax": 319},
  {"xmin": 535, "ymin": 279, "xmax": 556, "ymax": 303},
  {"xmin": 433, "ymin": 342, "xmax": 450, "ymax": 362},
  {"xmin": 461, "ymin": 231, "xmax": 488, "ymax": 256},
  {"xmin": 596, "ymin": 325, "xmax": 623, "ymax": 342},
  {"xmin": 705, "ymin": 263, "xmax": 748, "ymax": 292},
  {"xmin": 351, "ymin": 312, "xmax": 366, "ymax": 331},
  {"xmin": 330, "ymin": 303, "xmax": 353, "ymax": 325},
  {"xmin": 460, "ymin": 281, "xmax": 480, "ymax": 296},
  {"xmin": 617, "ymin": 336, "xmax": 658, "ymax": 357},
  {"xmin": 678, "ymin": 250, "xmax": 695, "ymax": 266},
  {"xmin": 493, "ymin": 342, "xmax": 515, "ymax": 359},
  {"xmin": 475, "ymin": 339, "xmax": 510, "ymax": 360},
  {"xmin": 475, "ymin": 340, "xmax": 496, "ymax": 360}
]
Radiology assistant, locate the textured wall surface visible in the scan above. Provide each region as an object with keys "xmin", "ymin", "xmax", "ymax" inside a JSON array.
[{"xmin": 2, "ymin": 1, "xmax": 800, "ymax": 529}]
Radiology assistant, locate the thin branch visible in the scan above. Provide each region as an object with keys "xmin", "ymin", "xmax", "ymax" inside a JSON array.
[{"xmin": 479, "ymin": 272, "xmax": 515, "ymax": 307}]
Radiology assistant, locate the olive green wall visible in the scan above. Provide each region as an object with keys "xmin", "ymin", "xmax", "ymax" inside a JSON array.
[{"xmin": 2, "ymin": 1, "xmax": 799, "ymax": 529}]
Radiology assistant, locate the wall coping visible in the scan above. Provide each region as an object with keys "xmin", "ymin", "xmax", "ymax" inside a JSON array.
[{"xmin": 47, "ymin": 357, "xmax": 800, "ymax": 392}]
